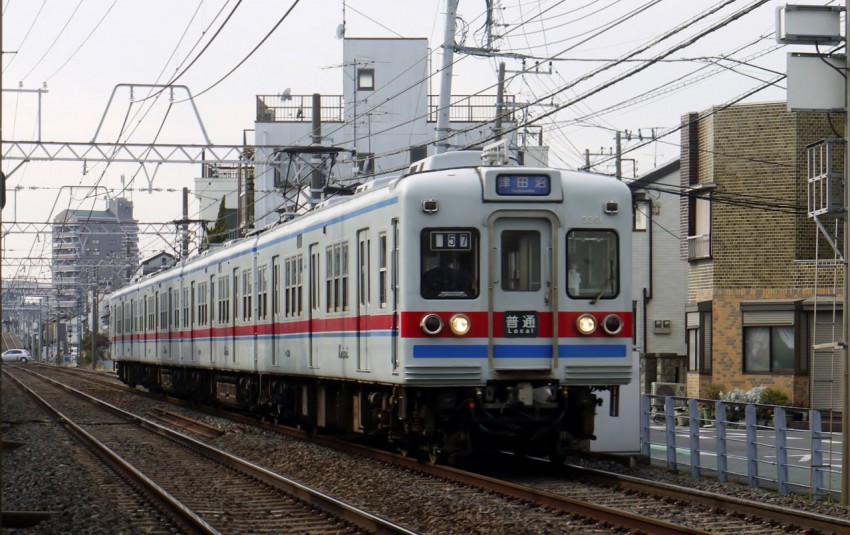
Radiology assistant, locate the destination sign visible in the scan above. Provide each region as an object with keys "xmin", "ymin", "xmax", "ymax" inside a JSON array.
[{"xmin": 495, "ymin": 174, "xmax": 551, "ymax": 196}]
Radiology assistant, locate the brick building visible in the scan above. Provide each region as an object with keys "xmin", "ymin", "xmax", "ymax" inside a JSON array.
[{"xmin": 681, "ymin": 101, "xmax": 843, "ymax": 411}]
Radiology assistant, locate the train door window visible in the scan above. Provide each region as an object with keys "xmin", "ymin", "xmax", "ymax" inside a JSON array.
[
  {"xmin": 209, "ymin": 276, "xmax": 215, "ymax": 325},
  {"xmin": 197, "ymin": 282, "xmax": 208, "ymax": 327},
  {"xmin": 159, "ymin": 292, "xmax": 167, "ymax": 330},
  {"xmin": 182, "ymin": 288, "xmax": 189, "ymax": 328},
  {"xmin": 325, "ymin": 242, "xmax": 348, "ymax": 312},
  {"xmin": 272, "ymin": 257, "xmax": 280, "ymax": 319},
  {"xmin": 378, "ymin": 233, "xmax": 388, "ymax": 308},
  {"xmin": 218, "ymin": 275, "xmax": 230, "ymax": 324},
  {"xmin": 311, "ymin": 246, "xmax": 321, "ymax": 312},
  {"xmin": 242, "ymin": 269, "xmax": 252, "ymax": 321},
  {"xmin": 500, "ymin": 230, "xmax": 540, "ymax": 292},
  {"xmin": 421, "ymin": 228, "xmax": 479, "ymax": 299},
  {"xmin": 296, "ymin": 255, "xmax": 303, "ymax": 315},
  {"xmin": 168, "ymin": 289, "xmax": 180, "ymax": 329},
  {"xmin": 190, "ymin": 283, "xmax": 196, "ymax": 328},
  {"xmin": 566, "ymin": 229, "xmax": 619, "ymax": 300},
  {"xmin": 358, "ymin": 231, "xmax": 370, "ymax": 306},
  {"xmin": 232, "ymin": 269, "xmax": 239, "ymax": 325},
  {"xmin": 285, "ymin": 255, "xmax": 303, "ymax": 317},
  {"xmin": 148, "ymin": 295, "xmax": 155, "ymax": 331},
  {"xmin": 258, "ymin": 265, "xmax": 269, "ymax": 321}
]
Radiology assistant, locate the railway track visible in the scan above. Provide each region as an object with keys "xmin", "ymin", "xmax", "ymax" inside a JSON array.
[
  {"xmin": 33, "ymin": 365, "xmax": 850, "ymax": 534},
  {"xmin": 4, "ymin": 367, "xmax": 414, "ymax": 534}
]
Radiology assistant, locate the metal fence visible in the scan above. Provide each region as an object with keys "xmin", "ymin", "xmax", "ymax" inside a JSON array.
[{"xmin": 640, "ymin": 395, "xmax": 842, "ymax": 500}]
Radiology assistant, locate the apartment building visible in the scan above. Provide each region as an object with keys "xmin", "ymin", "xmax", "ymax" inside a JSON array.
[
  {"xmin": 52, "ymin": 197, "xmax": 139, "ymax": 313},
  {"xmin": 681, "ymin": 101, "xmax": 842, "ymax": 411}
]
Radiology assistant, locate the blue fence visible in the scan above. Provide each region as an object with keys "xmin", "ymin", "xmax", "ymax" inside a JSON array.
[{"xmin": 639, "ymin": 395, "xmax": 842, "ymax": 500}]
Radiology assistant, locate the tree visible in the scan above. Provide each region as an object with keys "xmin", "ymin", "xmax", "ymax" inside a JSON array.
[{"xmin": 207, "ymin": 196, "xmax": 229, "ymax": 245}]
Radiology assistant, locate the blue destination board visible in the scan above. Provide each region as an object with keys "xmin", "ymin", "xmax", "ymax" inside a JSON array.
[{"xmin": 495, "ymin": 174, "xmax": 551, "ymax": 196}]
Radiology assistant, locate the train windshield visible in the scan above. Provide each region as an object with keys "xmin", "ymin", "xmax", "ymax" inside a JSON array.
[
  {"xmin": 420, "ymin": 228, "xmax": 479, "ymax": 299},
  {"xmin": 566, "ymin": 229, "xmax": 619, "ymax": 300}
]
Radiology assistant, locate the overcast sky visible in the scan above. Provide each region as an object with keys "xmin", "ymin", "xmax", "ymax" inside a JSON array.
[{"xmin": 0, "ymin": 0, "xmax": 820, "ymax": 281}]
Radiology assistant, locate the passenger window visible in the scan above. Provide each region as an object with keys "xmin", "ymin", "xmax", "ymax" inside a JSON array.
[
  {"xmin": 420, "ymin": 229, "xmax": 478, "ymax": 299},
  {"xmin": 567, "ymin": 229, "xmax": 619, "ymax": 300}
]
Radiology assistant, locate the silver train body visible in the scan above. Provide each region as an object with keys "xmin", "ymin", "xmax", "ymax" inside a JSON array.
[{"xmin": 108, "ymin": 151, "xmax": 635, "ymax": 460}]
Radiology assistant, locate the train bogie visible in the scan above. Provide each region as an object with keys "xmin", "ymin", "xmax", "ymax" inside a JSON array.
[{"xmin": 109, "ymin": 149, "xmax": 635, "ymax": 460}]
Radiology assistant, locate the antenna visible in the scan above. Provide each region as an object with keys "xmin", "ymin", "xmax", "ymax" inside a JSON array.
[
  {"xmin": 279, "ymin": 88, "xmax": 291, "ymax": 101},
  {"xmin": 335, "ymin": 23, "xmax": 345, "ymax": 40}
]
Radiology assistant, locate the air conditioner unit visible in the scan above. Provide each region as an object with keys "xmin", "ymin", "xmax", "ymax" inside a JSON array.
[{"xmin": 651, "ymin": 382, "xmax": 687, "ymax": 404}]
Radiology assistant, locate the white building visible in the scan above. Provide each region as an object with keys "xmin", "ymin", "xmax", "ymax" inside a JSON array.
[{"xmin": 251, "ymin": 37, "xmax": 525, "ymax": 230}]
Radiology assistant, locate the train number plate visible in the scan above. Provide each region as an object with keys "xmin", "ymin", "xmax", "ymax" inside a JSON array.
[{"xmin": 503, "ymin": 311, "xmax": 538, "ymax": 338}]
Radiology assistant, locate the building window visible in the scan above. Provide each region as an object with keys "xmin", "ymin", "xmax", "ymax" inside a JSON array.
[
  {"xmin": 633, "ymin": 200, "xmax": 649, "ymax": 231},
  {"xmin": 687, "ymin": 185, "xmax": 714, "ymax": 260},
  {"xmin": 744, "ymin": 326, "xmax": 794, "ymax": 372},
  {"xmin": 409, "ymin": 146, "xmax": 427, "ymax": 165},
  {"xmin": 741, "ymin": 303, "xmax": 803, "ymax": 373},
  {"xmin": 357, "ymin": 68, "xmax": 375, "ymax": 91},
  {"xmin": 686, "ymin": 308, "xmax": 712, "ymax": 373},
  {"xmin": 356, "ymin": 153, "xmax": 374, "ymax": 175}
]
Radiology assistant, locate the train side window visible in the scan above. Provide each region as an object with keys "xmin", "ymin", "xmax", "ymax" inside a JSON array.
[
  {"xmin": 420, "ymin": 228, "xmax": 479, "ymax": 299},
  {"xmin": 242, "ymin": 269, "xmax": 252, "ymax": 321},
  {"xmin": 566, "ymin": 229, "xmax": 619, "ymax": 300}
]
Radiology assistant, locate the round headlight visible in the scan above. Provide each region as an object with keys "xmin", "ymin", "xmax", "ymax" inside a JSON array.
[
  {"xmin": 602, "ymin": 314, "xmax": 624, "ymax": 335},
  {"xmin": 576, "ymin": 313, "xmax": 597, "ymax": 335},
  {"xmin": 449, "ymin": 314, "xmax": 470, "ymax": 336},
  {"xmin": 420, "ymin": 314, "xmax": 444, "ymax": 335}
]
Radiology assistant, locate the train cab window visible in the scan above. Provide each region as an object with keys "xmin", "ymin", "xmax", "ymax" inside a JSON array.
[
  {"xmin": 420, "ymin": 229, "xmax": 479, "ymax": 299},
  {"xmin": 501, "ymin": 230, "xmax": 541, "ymax": 292},
  {"xmin": 566, "ymin": 229, "xmax": 619, "ymax": 300}
]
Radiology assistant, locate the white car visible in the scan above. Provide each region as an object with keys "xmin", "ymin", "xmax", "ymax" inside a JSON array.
[{"xmin": 2, "ymin": 349, "xmax": 30, "ymax": 364}]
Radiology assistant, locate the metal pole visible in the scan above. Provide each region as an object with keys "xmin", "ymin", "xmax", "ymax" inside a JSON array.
[
  {"xmin": 434, "ymin": 0, "xmax": 459, "ymax": 155},
  {"xmin": 311, "ymin": 93, "xmax": 323, "ymax": 205},
  {"xmin": 615, "ymin": 131, "xmax": 622, "ymax": 180},
  {"xmin": 182, "ymin": 187, "xmax": 189, "ymax": 258},
  {"xmin": 840, "ymin": 4, "xmax": 850, "ymax": 507},
  {"xmin": 494, "ymin": 62, "xmax": 505, "ymax": 140}
]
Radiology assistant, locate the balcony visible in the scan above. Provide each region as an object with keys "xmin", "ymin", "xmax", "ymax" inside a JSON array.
[{"xmin": 688, "ymin": 234, "xmax": 711, "ymax": 261}]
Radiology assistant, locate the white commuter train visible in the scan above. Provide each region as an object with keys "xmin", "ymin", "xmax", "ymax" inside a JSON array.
[{"xmin": 108, "ymin": 148, "xmax": 635, "ymax": 461}]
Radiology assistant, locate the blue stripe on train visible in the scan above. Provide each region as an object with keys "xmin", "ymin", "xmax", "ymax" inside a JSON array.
[{"xmin": 412, "ymin": 344, "xmax": 627, "ymax": 359}]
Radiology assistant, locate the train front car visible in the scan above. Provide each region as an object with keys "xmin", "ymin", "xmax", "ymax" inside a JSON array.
[{"xmin": 395, "ymin": 154, "xmax": 633, "ymax": 461}]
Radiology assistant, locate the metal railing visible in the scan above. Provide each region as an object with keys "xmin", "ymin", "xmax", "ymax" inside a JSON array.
[
  {"xmin": 687, "ymin": 234, "xmax": 710, "ymax": 260},
  {"xmin": 640, "ymin": 395, "xmax": 840, "ymax": 500}
]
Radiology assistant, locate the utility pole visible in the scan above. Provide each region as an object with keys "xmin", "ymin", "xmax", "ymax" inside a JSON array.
[
  {"xmin": 494, "ymin": 62, "xmax": 506, "ymax": 140},
  {"xmin": 92, "ymin": 281, "xmax": 98, "ymax": 371},
  {"xmin": 841, "ymin": 0, "xmax": 850, "ymax": 507},
  {"xmin": 434, "ymin": 0, "xmax": 459, "ymax": 155},
  {"xmin": 182, "ymin": 187, "xmax": 189, "ymax": 259},
  {"xmin": 615, "ymin": 131, "xmax": 622, "ymax": 180}
]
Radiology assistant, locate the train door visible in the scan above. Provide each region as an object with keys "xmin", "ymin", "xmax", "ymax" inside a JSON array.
[
  {"xmin": 232, "ymin": 269, "xmax": 238, "ymax": 364},
  {"xmin": 390, "ymin": 220, "xmax": 400, "ymax": 372},
  {"xmin": 190, "ymin": 282, "xmax": 196, "ymax": 362},
  {"xmin": 488, "ymin": 213, "xmax": 558, "ymax": 370},
  {"xmin": 209, "ymin": 274, "xmax": 216, "ymax": 364},
  {"xmin": 356, "ymin": 229, "xmax": 370, "ymax": 370},
  {"xmin": 309, "ymin": 243, "xmax": 320, "ymax": 368},
  {"xmin": 271, "ymin": 257, "xmax": 280, "ymax": 367}
]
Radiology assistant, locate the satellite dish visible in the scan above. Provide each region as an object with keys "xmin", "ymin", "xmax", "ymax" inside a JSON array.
[
  {"xmin": 279, "ymin": 88, "xmax": 291, "ymax": 101},
  {"xmin": 335, "ymin": 23, "xmax": 345, "ymax": 40}
]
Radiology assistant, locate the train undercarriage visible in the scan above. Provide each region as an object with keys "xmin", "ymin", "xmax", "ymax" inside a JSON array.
[{"xmin": 117, "ymin": 362, "xmax": 602, "ymax": 462}]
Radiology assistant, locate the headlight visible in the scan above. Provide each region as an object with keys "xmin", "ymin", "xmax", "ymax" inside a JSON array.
[
  {"xmin": 420, "ymin": 314, "xmax": 444, "ymax": 335},
  {"xmin": 449, "ymin": 314, "xmax": 470, "ymax": 336},
  {"xmin": 576, "ymin": 314, "xmax": 597, "ymax": 335},
  {"xmin": 602, "ymin": 314, "xmax": 624, "ymax": 335}
]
